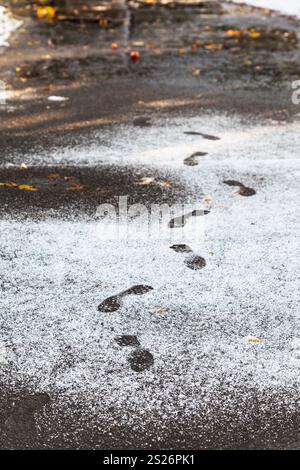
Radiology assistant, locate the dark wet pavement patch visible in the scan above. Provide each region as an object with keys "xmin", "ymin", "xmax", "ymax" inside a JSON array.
[
  {"xmin": 128, "ymin": 349, "xmax": 154, "ymax": 372},
  {"xmin": 98, "ymin": 295, "xmax": 122, "ymax": 313}
]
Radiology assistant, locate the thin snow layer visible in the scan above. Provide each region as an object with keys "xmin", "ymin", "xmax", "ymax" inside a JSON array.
[
  {"xmin": 1, "ymin": 113, "xmax": 300, "ymax": 427},
  {"xmin": 7, "ymin": 113, "xmax": 300, "ymax": 175},
  {"xmin": 232, "ymin": 0, "xmax": 300, "ymax": 18},
  {"xmin": 0, "ymin": 6, "xmax": 22, "ymax": 48}
]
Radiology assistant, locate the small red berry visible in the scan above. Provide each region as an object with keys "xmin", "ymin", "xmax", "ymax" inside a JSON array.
[{"xmin": 130, "ymin": 50, "xmax": 140, "ymax": 62}]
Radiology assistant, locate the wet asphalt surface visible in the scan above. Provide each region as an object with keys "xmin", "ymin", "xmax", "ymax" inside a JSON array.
[{"xmin": 0, "ymin": 1, "xmax": 300, "ymax": 449}]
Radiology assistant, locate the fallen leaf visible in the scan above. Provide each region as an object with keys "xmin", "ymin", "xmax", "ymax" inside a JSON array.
[
  {"xmin": 17, "ymin": 184, "xmax": 38, "ymax": 192},
  {"xmin": 135, "ymin": 177, "xmax": 155, "ymax": 186},
  {"xmin": 111, "ymin": 42, "xmax": 118, "ymax": 50},
  {"xmin": 98, "ymin": 17, "xmax": 108, "ymax": 27},
  {"xmin": 192, "ymin": 68, "xmax": 201, "ymax": 77},
  {"xmin": 178, "ymin": 47, "xmax": 185, "ymax": 55},
  {"xmin": 66, "ymin": 183, "xmax": 83, "ymax": 191},
  {"xmin": 244, "ymin": 336, "xmax": 263, "ymax": 344},
  {"xmin": 205, "ymin": 43, "xmax": 223, "ymax": 51},
  {"xmin": 47, "ymin": 173, "xmax": 60, "ymax": 180},
  {"xmin": 159, "ymin": 180, "xmax": 172, "ymax": 189},
  {"xmin": 249, "ymin": 31, "xmax": 261, "ymax": 39}
]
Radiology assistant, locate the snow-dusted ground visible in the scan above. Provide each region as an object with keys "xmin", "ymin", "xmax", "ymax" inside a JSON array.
[
  {"xmin": 0, "ymin": 6, "xmax": 22, "ymax": 48},
  {"xmin": 1, "ymin": 113, "xmax": 299, "ymax": 433}
]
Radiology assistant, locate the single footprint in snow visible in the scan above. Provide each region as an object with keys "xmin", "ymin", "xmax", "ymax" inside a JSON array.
[
  {"xmin": 168, "ymin": 209, "xmax": 210, "ymax": 228},
  {"xmin": 184, "ymin": 131, "xmax": 220, "ymax": 140},
  {"xmin": 184, "ymin": 151, "xmax": 208, "ymax": 166},
  {"xmin": 114, "ymin": 335, "xmax": 141, "ymax": 347},
  {"xmin": 185, "ymin": 255, "xmax": 206, "ymax": 270},
  {"xmin": 98, "ymin": 285, "xmax": 153, "ymax": 312},
  {"xmin": 170, "ymin": 245, "xmax": 206, "ymax": 270},
  {"xmin": 223, "ymin": 180, "xmax": 256, "ymax": 197},
  {"xmin": 128, "ymin": 349, "xmax": 154, "ymax": 372}
]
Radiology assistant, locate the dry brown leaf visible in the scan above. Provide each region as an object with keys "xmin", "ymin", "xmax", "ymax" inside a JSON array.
[
  {"xmin": 47, "ymin": 173, "xmax": 60, "ymax": 180},
  {"xmin": 18, "ymin": 184, "xmax": 38, "ymax": 192},
  {"xmin": 148, "ymin": 307, "xmax": 166, "ymax": 315}
]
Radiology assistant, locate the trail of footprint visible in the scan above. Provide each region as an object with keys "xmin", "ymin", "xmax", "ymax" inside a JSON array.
[
  {"xmin": 184, "ymin": 151, "xmax": 208, "ymax": 166},
  {"xmin": 168, "ymin": 209, "xmax": 210, "ymax": 228},
  {"xmin": 223, "ymin": 180, "xmax": 256, "ymax": 197},
  {"xmin": 170, "ymin": 244, "xmax": 206, "ymax": 270},
  {"xmin": 184, "ymin": 131, "xmax": 220, "ymax": 140},
  {"xmin": 98, "ymin": 285, "xmax": 153, "ymax": 312}
]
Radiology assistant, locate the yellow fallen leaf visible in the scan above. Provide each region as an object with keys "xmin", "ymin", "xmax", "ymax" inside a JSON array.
[
  {"xmin": 36, "ymin": 6, "xmax": 56, "ymax": 21},
  {"xmin": 47, "ymin": 173, "xmax": 60, "ymax": 180},
  {"xmin": 159, "ymin": 180, "xmax": 172, "ymax": 189},
  {"xmin": 17, "ymin": 184, "xmax": 38, "ymax": 192},
  {"xmin": 249, "ymin": 31, "xmax": 261, "ymax": 39},
  {"xmin": 244, "ymin": 336, "xmax": 263, "ymax": 344},
  {"xmin": 226, "ymin": 29, "xmax": 244, "ymax": 38},
  {"xmin": 205, "ymin": 43, "xmax": 223, "ymax": 51},
  {"xmin": 178, "ymin": 48, "xmax": 185, "ymax": 55},
  {"xmin": 66, "ymin": 183, "xmax": 83, "ymax": 191}
]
